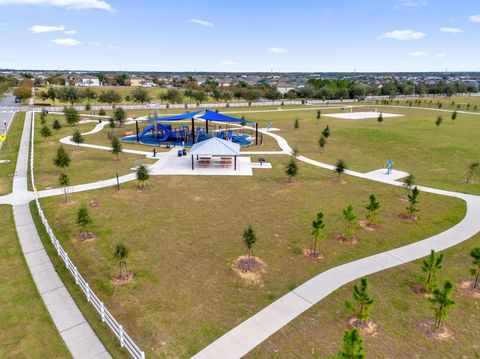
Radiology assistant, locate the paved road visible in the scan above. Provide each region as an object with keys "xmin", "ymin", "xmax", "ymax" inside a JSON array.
[{"xmin": 0, "ymin": 93, "xmax": 19, "ymax": 151}]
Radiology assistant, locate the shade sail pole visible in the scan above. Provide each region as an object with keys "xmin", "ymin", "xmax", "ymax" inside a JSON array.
[
  {"xmin": 191, "ymin": 155, "xmax": 194, "ymax": 170},
  {"xmin": 191, "ymin": 118, "xmax": 196, "ymax": 144},
  {"xmin": 255, "ymin": 123, "xmax": 258, "ymax": 145}
]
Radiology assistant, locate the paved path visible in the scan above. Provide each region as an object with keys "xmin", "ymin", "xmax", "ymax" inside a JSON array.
[
  {"xmin": 10, "ymin": 112, "xmax": 111, "ymax": 359},
  {"xmin": 192, "ymin": 125, "xmax": 480, "ymax": 359}
]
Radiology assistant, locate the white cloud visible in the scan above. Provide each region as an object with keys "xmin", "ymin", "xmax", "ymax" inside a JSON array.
[
  {"xmin": 188, "ymin": 19, "xmax": 214, "ymax": 28},
  {"xmin": 30, "ymin": 24, "xmax": 65, "ymax": 33},
  {"xmin": 439, "ymin": 27, "xmax": 462, "ymax": 33},
  {"xmin": 221, "ymin": 60, "xmax": 236, "ymax": 65},
  {"xmin": 397, "ymin": 0, "xmax": 427, "ymax": 8},
  {"xmin": 378, "ymin": 29, "xmax": 426, "ymax": 40},
  {"xmin": 52, "ymin": 37, "xmax": 81, "ymax": 46},
  {"xmin": 0, "ymin": 0, "xmax": 113, "ymax": 11},
  {"xmin": 435, "ymin": 53, "xmax": 447, "ymax": 58},
  {"xmin": 408, "ymin": 51, "xmax": 428, "ymax": 57},
  {"xmin": 64, "ymin": 29, "xmax": 76, "ymax": 34},
  {"xmin": 268, "ymin": 47, "xmax": 287, "ymax": 54},
  {"xmin": 469, "ymin": 14, "xmax": 480, "ymax": 22}
]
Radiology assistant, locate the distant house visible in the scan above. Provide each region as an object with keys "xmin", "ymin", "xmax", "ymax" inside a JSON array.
[
  {"xmin": 276, "ymin": 82, "xmax": 296, "ymax": 95},
  {"xmin": 142, "ymin": 79, "xmax": 156, "ymax": 87},
  {"xmin": 66, "ymin": 74, "xmax": 101, "ymax": 87},
  {"xmin": 129, "ymin": 76, "xmax": 143, "ymax": 87}
]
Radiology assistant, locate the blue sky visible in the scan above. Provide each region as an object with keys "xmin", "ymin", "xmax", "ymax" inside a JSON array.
[{"xmin": 0, "ymin": 0, "xmax": 479, "ymax": 72}]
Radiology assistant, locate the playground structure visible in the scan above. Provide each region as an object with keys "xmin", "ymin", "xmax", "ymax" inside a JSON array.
[{"xmin": 121, "ymin": 109, "xmax": 259, "ymax": 147}]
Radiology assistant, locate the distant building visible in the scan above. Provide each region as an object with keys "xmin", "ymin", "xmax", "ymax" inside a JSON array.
[
  {"xmin": 276, "ymin": 82, "xmax": 296, "ymax": 95},
  {"xmin": 129, "ymin": 76, "xmax": 143, "ymax": 87},
  {"xmin": 66, "ymin": 74, "xmax": 101, "ymax": 87}
]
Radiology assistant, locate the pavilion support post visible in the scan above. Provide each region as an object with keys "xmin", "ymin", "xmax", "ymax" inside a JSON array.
[
  {"xmin": 135, "ymin": 121, "xmax": 139, "ymax": 142},
  {"xmin": 255, "ymin": 123, "xmax": 258, "ymax": 145},
  {"xmin": 206, "ymin": 120, "xmax": 209, "ymax": 134},
  {"xmin": 191, "ymin": 118, "xmax": 196, "ymax": 144},
  {"xmin": 191, "ymin": 155, "xmax": 194, "ymax": 170},
  {"xmin": 234, "ymin": 156, "xmax": 237, "ymax": 170}
]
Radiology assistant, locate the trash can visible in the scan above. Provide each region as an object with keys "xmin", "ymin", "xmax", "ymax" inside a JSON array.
[
  {"xmin": 183, "ymin": 148, "xmax": 187, "ymax": 156},
  {"xmin": 178, "ymin": 149, "xmax": 183, "ymax": 157}
]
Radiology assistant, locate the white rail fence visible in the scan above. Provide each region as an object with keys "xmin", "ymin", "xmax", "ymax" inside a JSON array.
[{"xmin": 29, "ymin": 112, "xmax": 145, "ymax": 359}]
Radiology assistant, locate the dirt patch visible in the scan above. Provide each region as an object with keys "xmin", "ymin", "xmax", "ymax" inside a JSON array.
[
  {"xmin": 233, "ymin": 255, "xmax": 267, "ymax": 285},
  {"xmin": 335, "ymin": 234, "xmax": 359, "ymax": 245},
  {"xmin": 359, "ymin": 220, "xmax": 380, "ymax": 232},
  {"xmin": 76, "ymin": 232, "xmax": 97, "ymax": 242},
  {"xmin": 282, "ymin": 179, "xmax": 298, "ymax": 185},
  {"xmin": 399, "ymin": 213, "xmax": 418, "ymax": 221},
  {"xmin": 458, "ymin": 280, "xmax": 480, "ymax": 298},
  {"xmin": 411, "ymin": 283, "xmax": 433, "ymax": 298},
  {"xmin": 396, "ymin": 195, "xmax": 408, "ymax": 202},
  {"xmin": 57, "ymin": 199, "xmax": 76, "ymax": 206},
  {"xmin": 329, "ymin": 178, "xmax": 346, "ymax": 184},
  {"xmin": 346, "ymin": 316, "xmax": 379, "ymax": 337},
  {"xmin": 413, "ymin": 319, "xmax": 454, "ymax": 341},
  {"xmin": 303, "ymin": 249, "xmax": 324, "ymax": 261},
  {"xmin": 89, "ymin": 199, "xmax": 99, "ymax": 208},
  {"xmin": 113, "ymin": 272, "xmax": 134, "ymax": 285}
]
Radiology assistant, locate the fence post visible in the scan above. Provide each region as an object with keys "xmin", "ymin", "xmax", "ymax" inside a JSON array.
[
  {"xmin": 101, "ymin": 302, "xmax": 105, "ymax": 322},
  {"xmin": 74, "ymin": 266, "xmax": 78, "ymax": 285},
  {"xmin": 86, "ymin": 283, "xmax": 91, "ymax": 302},
  {"xmin": 119, "ymin": 325, "xmax": 124, "ymax": 348}
]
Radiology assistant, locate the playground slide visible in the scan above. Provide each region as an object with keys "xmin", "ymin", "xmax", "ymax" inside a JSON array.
[
  {"xmin": 157, "ymin": 126, "xmax": 171, "ymax": 142},
  {"xmin": 139, "ymin": 124, "xmax": 155, "ymax": 140}
]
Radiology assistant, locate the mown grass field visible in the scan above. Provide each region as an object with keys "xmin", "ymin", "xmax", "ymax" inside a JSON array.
[
  {"xmin": 0, "ymin": 112, "xmax": 24, "ymax": 195},
  {"xmin": 244, "ymin": 105, "xmax": 480, "ymax": 194},
  {"xmin": 39, "ymin": 159, "xmax": 465, "ymax": 358},
  {"xmin": 0, "ymin": 205, "xmax": 71, "ymax": 359},
  {"xmin": 33, "ymin": 114, "xmax": 155, "ymax": 190},
  {"xmin": 249, "ymin": 232, "xmax": 480, "ymax": 359}
]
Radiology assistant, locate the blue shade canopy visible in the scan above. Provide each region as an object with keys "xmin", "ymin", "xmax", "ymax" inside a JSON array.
[
  {"xmin": 197, "ymin": 109, "xmax": 255, "ymax": 124},
  {"xmin": 149, "ymin": 110, "xmax": 203, "ymax": 121}
]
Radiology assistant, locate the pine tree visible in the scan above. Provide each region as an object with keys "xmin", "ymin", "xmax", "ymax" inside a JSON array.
[
  {"xmin": 76, "ymin": 205, "xmax": 92, "ymax": 239},
  {"xmin": 406, "ymin": 186, "xmax": 420, "ymax": 217},
  {"xmin": 429, "ymin": 280, "xmax": 455, "ymax": 330},
  {"xmin": 136, "ymin": 164, "xmax": 150, "ymax": 189},
  {"xmin": 285, "ymin": 157, "xmax": 298, "ymax": 183},
  {"xmin": 336, "ymin": 328, "xmax": 366, "ymax": 359},
  {"xmin": 334, "ymin": 159, "xmax": 347, "ymax": 181},
  {"xmin": 318, "ymin": 136, "xmax": 327, "ymax": 153},
  {"xmin": 343, "ymin": 204, "xmax": 357, "ymax": 238},
  {"xmin": 72, "ymin": 130, "xmax": 84, "ymax": 146},
  {"xmin": 345, "ymin": 277, "xmax": 374, "ymax": 325},
  {"xmin": 40, "ymin": 125, "xmax": 52, "ymax": 137},
  {"xmin": 52, "ymin": 119, "xmax": 62, "ymax": 130},
  {"xmin": 469, "ymin": 247, "xmax": 480, "ymax": 289},
  {"xmin": 365, "ymin": 194, "xmax": 380, "ymax": 223},
  {"xmin": 310, "ymin": 211, "xmax": 325, "ymax": 256},
  {"xmin": 111, "ymin": 136, "xmax": 122, "ymax": 160},
  {"xmin": 58, "ymin": 172, "xmax": 70, "ymax": 203},
  {"xmin": 53, "ymin": 146, "xmax": 70, "ymax": 169},
  {"xmin": 114, "ymin": 243, "xmax": 129, "ymax": 279},
  {"xmin": 377, "ymin": 112, "xmax": 383, "ymax": 125},
  {"xmin": 243, "ymin": 225, "xmax": 258, "ymax": 260}
]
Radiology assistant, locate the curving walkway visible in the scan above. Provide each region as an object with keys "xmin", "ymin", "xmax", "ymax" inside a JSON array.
[
  {"xmin": 191, "ymin": 127, "xmax": 480, "ymax": 359},
  {"xmin": 2, "ymin": 105, "xmax": 479, "ymax": 359}
]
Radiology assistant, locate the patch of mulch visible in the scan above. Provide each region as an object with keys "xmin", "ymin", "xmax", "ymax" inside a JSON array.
[
  {"xmin": 89, "ymin": 199, "xmax": 99, "ymax": 208},
  {"xmin": 113, "ymin": 272, "xmax": 134, "ymax": 285},
  {"xmin": 346, "ymin": 316, "xmax": 379, "ymax": 337},
  {"xmin": 335, "ymin": 234, "xmax": 359, "ymax": 245},
  {"xmin": 303, "ymin": 249, "xmax": 324, "ymax": 261},
  {"xmin": 413, "ymin": 319, "xmax": 454, "ymax": 341},
  {"xmin": 233, "ymin": 255, "xmax": 267, "ymax": 285},
  {"xmin": 398, "ymin": 213, "xmax": 418, "ymax": 221},
  {"xmin": 411, "ymin": 283, "xmax": 433, "ymax": 298},
  {"xmin": 359, "ymin": 220, "xmax": 380, "ymax": 232},
  {"xmin": 457, "ymin": 280, "xmax": 480, "ymax": 298},
  {"xmin": 76, "ymin": 232, "xmax": 96, "ymax": 242}
]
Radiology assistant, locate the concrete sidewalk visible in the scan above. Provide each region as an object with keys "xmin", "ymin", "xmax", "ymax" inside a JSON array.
[{"xmin": 11, "ymin": 112, "xmax": 111, "ymax": 359}]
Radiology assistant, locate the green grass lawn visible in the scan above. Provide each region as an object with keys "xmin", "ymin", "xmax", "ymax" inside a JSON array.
[
  {"xmin": 248, "ymin": 232, "xmax": 480, "ymax": 359},
  {"xmin": 392, "ymin": 95, "xmax": 480, "ymax": 112},
  {"xmin": 245, "ymin": 106, "xmax": 480, "ymax": 194},
  {"xmin": 0, "ymin": 205, "xmax": 71, "ymax": 358},
  {"xmin": 33, "ymin": 114, "xmax": 155, "ymax": 190},
  {"xmin": 38, "ymin": 158, "xmax": 465, "ymax": 358},
  {"xmin": 0, "ymin": 112, "xmax": 24, "ymax": 195}
]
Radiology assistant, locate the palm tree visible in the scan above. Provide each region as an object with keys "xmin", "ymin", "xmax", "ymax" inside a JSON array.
[
  {"xmin": 114, "ymin": 243, "xmax": 129, "ymax": 280},
  {"xmin": 58, "ymin": 172, "xmax": 70, "ymax": 203},
  {"xmin": 429, "ymin": 280, "xmax": 455, "ymax": 330},
  {"xmin": 310, "ymin": 211, "xmax": 325, "ymax": 257},
  {"xmin": 421, "ymin": 250, "xmax": 444, "ymax": 292},
  {"xmin": 345, "ymin": 277, "xmax": 374, "ymax": 325},
  {"xmin": 343, "ymin": 204, "xmax": 357, "ymax": 238},
  {"xmin": 336, "ymin": 327, "xmax": 366, "ymax": 359},
  {"xmin": 334, "ymin": 159, "xmax": 347, "ymax": 181},
  {"xmin": 470, "ymin": 247, "xmax": 480, "ymax": 289},
  {"xmin": 136, "ymin": 164, "xmax": 150, "ymax": 189},
  {"xmin": 365, "ymin": 194, "xmax": 380, "ymax": 223}
]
